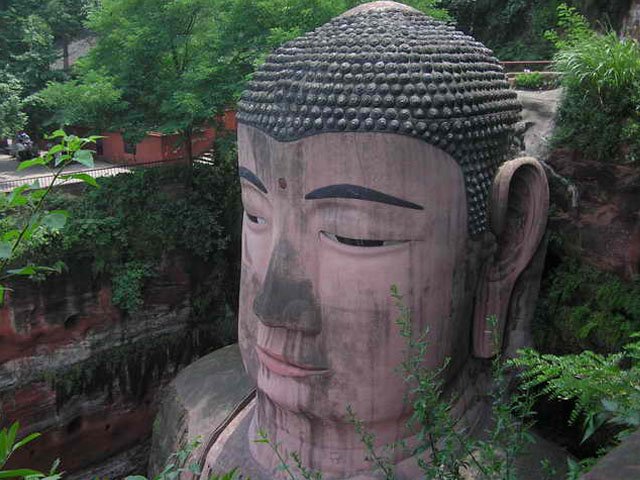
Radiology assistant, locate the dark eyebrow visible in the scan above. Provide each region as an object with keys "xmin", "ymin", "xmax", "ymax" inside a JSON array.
[
  {"xmin": 305, "ymin": 184, "xmax": 423, "ymax": 210},
  {"xmin": 239, "ymin": 167, "xmax": 267, "ymax": 194}
]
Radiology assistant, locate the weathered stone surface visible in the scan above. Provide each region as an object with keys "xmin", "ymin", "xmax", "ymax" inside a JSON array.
[
  {"xmin": 516, "ymin": 88, "xmax": 562, "ymax": 160},
  {"xmin": 0, "ymin": 254, "xmax": 234, "ymax": 477},
  {"xmin": 623, "ymin": 0, "xmax": 640, "ymax": 38},
  {"xmin": 581, "ymin": 428, "xmax": 640, "ymax": 480},
  {"xmin": 515, "ymin": 88, "xmax": 640, "ymax": 279},
  {"xmin": 207, "ymin": 2, "xmax": 550, "ymax": 477},
  {"xmin": 237, "ymin": 1, "xmax": 522, "ymax": 237},
  {"xmin": 148, "ymin": 344, "xmax": 255, "ymax": 477},
  {"xmin": 546, "ymin": 148, "xmax": 640, "ymax": 279}
]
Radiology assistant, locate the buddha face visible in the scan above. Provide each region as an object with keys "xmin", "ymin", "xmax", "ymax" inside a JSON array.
[{"xmin": 238, "ymin": 124, "xmax": 479, "ymax": 429}]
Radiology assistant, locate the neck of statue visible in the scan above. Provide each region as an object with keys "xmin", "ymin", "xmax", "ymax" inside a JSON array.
[{"xmin": 248, "ymin": 392, "xmax": 414, "ymax": 478}]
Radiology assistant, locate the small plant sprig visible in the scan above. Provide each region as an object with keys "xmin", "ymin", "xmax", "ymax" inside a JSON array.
[
  {"xmin": 345, "ymin": 405, "xmax": 394, "ymax": 480},
  {"xmin": 391, "ymin": 285, "xmax": 485, "ymax": 480},
  {"xmin": 125, "ymin": 437, "xmax": 202, "ymax": 480},
  {"xmin": 255, "ymin": 429, "xmax": 322, "ymax": 480},
  {"xmin": 0, "ymin": 129, "xmax": 101, "ymax": 302},
  {"xmin": 1, "ymin": 421, "xmax": 212, "ymax": 480},
  {"xmin": 475, "ymin": 315, "xmax": 536, "ymax": 480},
  {"xmin": 208, "ymin": 469, "xmax": 241, "ymax": 480}
]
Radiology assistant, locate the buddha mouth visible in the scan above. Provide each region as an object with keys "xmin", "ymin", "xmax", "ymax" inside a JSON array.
[{"xmin": 256, "ymin": 346, "xmax": 329, "ymax": 377}]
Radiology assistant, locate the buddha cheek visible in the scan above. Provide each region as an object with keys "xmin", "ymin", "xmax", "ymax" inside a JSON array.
[
  {"xmin": 316, "ymin": 242, "xmax": 417, "ymax": 422},
  {"xmin": 238, "ymin": 264, "xmax": 262, "ymax": 382}
]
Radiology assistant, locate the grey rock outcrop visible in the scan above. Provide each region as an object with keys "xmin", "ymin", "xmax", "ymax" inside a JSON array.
[
  {"xmin": 516, "ymin": 88, "xmax": 562, "ymax": 160},
  {"xmin": 148, "ymin": 345, "xmax": 254, "ymax": 477}
]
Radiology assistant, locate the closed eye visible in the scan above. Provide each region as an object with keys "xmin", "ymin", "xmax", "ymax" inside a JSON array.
[
  {"xmin": 322, "ymin": 232, "xmax": 405, "ymax": 247},
  {"xmin": 246, "ymin": 212, "xmax": 267, "ymax": 225}
]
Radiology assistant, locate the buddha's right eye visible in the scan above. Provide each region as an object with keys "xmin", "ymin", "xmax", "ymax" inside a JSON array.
[
  {"xmin": 246, "ymin": 212, "xmax": 267, "ymax": 225},
  {"xmin": 322, "ymin": 232, "xmax": 404, "ymax": 247}
]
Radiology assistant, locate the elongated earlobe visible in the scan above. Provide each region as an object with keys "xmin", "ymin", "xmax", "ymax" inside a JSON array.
[{"xmin": 472, "ymin": 157, "xmax": 549, "ymax": 358}]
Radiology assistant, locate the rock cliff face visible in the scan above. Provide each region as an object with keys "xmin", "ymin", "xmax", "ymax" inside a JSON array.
[
  {"xmin": 0, "ymin": 255, "xmax": 234, "ymax": 477},
  {"xmin": 545, "ymin": 149, "xmax": 640, "ymax": 279},
  {"xmin": 623, "ymin": 0, "xmax": 640, "ymax": 38},
  {"xmin": 516, "ymin": 88, "xmax": 639, "ymax": 279}
]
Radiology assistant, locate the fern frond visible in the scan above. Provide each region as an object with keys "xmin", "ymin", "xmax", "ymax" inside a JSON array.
[{"xmin": 508, "ymin": 340, "xmax": 640, "ymax": 434}]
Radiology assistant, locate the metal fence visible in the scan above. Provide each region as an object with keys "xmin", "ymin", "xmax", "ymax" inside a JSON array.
[{"xmin": 0, "ymin": 160, "xmax": 187, "ymax": 192}]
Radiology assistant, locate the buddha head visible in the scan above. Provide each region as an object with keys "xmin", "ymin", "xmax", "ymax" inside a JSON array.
[{"xmin": 234, "ymin": 2, "xmax": 548, "ymax": 476}]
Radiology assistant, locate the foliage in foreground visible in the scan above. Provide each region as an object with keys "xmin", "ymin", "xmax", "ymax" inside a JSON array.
[
  {"xmin": 256, "ymin": 288, "xmax": 639, "ymax": 479},
  {"xmin": 0, "ymin": 130, "xmax": 100, "ymax": 302},
  {"xmin": 1, "ymin": 422, "xmax": 60, "ymax": 480},
  {"xmin": 510, "ymin": 336, "xmax": 640, "ymax": 449},
  {"xmin": 6, "ymin": 291, "xmax": 640, "ymax": 479},
  {"xmin": 383, "ymin": 301, "xmax": 537, "ymax": 480},
  {"xmin": 1, "ymin": 425, "xmax": 234, "ymax": 480},
  {"xmin": 124, "ymin": 438, "xmax": 202, "ymax": 480}
]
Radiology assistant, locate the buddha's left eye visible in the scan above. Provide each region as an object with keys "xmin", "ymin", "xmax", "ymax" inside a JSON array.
[
  {"xmin": 246, "ymin": 212, "xmax": 267, "ymax": 225},
  {"xmin": 322, "ymin": 232, "xmax": 404, "ymax": 247}
]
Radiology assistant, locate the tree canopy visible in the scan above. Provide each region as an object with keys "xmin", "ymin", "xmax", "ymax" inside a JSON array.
[
  {"xmin": 0, "ymin": 0, "xmax": 96, "ymax": 136},
  {"xmin": 0, "ymin": 74, "xmax": 28, "ymax": 138},
  {"xmin": 37, "ymin": 0, "xmax": 448, "ymax": 154}
]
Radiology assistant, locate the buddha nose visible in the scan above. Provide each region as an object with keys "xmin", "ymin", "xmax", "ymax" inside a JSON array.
[{"xmin": 253, "ymin": 238, "xmax": 321, "ymax": 334}]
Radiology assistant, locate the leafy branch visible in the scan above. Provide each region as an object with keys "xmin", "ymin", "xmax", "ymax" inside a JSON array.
[
  {"xmin": 254, "ymin": 429, "xmax": 321, "ymax": 480},
  {"xmin": 0, "ymin": 129, "xmax": 101, "ymax": 302},
  {"xmin": 0, "ymin": 422, "xmax": 61, "ymax": 480}
]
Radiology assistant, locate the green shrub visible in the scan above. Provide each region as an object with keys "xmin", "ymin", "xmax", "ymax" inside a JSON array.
[
  {"xmin": 514, "ymin": 72, "xmax": 545, "ymax": 90},
  {"xmin": 7, "ymin": 157, "xmax": 241, "ymax": 316},
  {"xmin": 552, "ymin": 31, "xmax": 640, "ymax": 163},
  {"xmin": 111, "ymin": 261, "xmax": 156, "ymax": 313},
  {"xmin": 534, "ymin": 261, "xmax": 640, "ymax": 354},
  {"xmin": 443, "ymin": 0, "xmax": 558, "ymax": 60},
  {"xmin": 555, "ymin": 32, "xmax": 640, "ymax": 97}
]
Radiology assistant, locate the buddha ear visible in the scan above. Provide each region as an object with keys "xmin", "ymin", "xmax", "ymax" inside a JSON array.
[{"xmin": 472, "ymin": 157, "xmax": 549, "ymax": 359}]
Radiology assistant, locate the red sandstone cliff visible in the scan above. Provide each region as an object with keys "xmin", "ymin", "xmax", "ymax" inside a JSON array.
[
  {"xmin": 545, "ymin": 149, "xmax": 640, "ymax": 279},
  {"xmin": 0, "ymin": 255, "xmax": 233, "ymax": 478}
]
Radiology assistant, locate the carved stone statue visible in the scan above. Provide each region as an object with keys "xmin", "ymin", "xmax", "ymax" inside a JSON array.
[{"xmin": 200, "ymin": 2, "xmax": 549, "ymax": 478}]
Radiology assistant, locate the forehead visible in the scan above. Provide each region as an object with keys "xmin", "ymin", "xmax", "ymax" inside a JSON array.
[{"xmin": 238, "ymin": 125, "xmax": 466, "ymax": 207}]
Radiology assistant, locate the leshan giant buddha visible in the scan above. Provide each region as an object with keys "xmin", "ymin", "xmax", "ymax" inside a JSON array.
[{"xmin": 201, "ymin": 2, "xmax": 549, "ymax": 478}]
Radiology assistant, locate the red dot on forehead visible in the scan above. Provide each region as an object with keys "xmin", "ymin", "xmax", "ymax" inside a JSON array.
[{"xmin": 278, "ymin": 178, "xmax": 287, "ymax": 190}]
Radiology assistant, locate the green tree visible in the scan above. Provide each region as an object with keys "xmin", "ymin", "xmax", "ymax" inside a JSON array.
[
  {"xmin": 0, "ymin": 74, "xmax": 27, "ymax": 138},
  {"xmin": 0, "ymin": 2, "xmax": 59, "ymax": 93},
  {"xmin": 0, "ymin": 0, "xmax": 100, "ymax": 136},
  {"xmin": 43, "ymin": 0, "xmax": 97, "ymax": 70},
  {"xmin": 0, "ymin": 1, "xmax": 60, "ymax": 138},
  {"xmin": 40, "ymin": 0, "xmax": 448, "ymax": 161},
  {"xmin": 39, "ymin": 70, "xmax": 128, "ymax": 131},
  {"xmin": 59, "ymin": 0, "xmax": 228, "ymax": 160},
  {"xmin": 441, "ymin": 0, "xmax": 631, "ymax": 60}
]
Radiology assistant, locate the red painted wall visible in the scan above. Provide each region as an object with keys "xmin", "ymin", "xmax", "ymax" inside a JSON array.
[
  {"xmin": 101, "ymin": 132, "xmax": 164, "ymax": 165},
  {"xmin": 97, "ymin": 110, "xmax": 237, "ymax": 166},
  {"xmin": 223, "ymin": 110, "xmax": 237, "ymax": 131}
]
